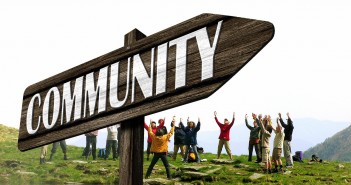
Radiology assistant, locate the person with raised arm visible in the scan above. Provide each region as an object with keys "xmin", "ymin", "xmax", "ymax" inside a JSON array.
[
  {"xmin": 253, "ymin": 113, "xmax": 273, "ymax": 174},
  {"xmin": 144, "ymin": 118, "xmax": 165, "ymax": 161},
  {"xmin": 145, "ymin": 122, "xmax": 175, "ymax": 179},
  {"xmin": 214, "ymin": 111, "xmax": 235, "ymax": 160},
  {"xmin": 180, "ymin": 117, "xmax": 201, "ymax": 163},
  {"xmin": 171, "ymin": 116, "xmax": 186, "ymax": 161},
  {"xmin": 245, "ymin": 114, "xmax": 261, "ymax": 163},
  {"xmin": 279, "ymin": 112, "xmax": 294, "ymax": 168},
  {"xmin": 272, "ymin": 117, "xmax": 285, "ymax": 173}
]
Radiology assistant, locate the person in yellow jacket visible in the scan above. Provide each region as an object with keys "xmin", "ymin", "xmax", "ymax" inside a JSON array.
[{"xmin": 145, "ymin": 118, "xmax": 175, "ymax": 179}]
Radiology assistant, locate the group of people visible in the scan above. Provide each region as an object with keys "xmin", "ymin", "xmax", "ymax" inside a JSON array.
[
  {"xmin": 81, "ymin": 124, "xmax": 120, "ymax": 161},
  {"xmin": 245, "ymin": 113, "xmax": 294, "ymax": 173},
  {"xmin": 38, "ymin": 111, "xmax": 295, "ymax": 178},
  {"xmin": 144, "ymin": 112, "xmax": 294, "ymax": 179},
  {"xmin": 39, "ymin": 124, "xmax": 120, "ymax": 164}
]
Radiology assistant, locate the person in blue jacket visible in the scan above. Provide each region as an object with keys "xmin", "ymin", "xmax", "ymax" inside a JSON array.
[{"xmin": 180, "ymin": 117, "xmax": 201, "ymax": 163}]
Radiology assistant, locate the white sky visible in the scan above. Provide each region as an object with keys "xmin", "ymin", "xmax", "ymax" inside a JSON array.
[{"xmin": 1, "ymin": 0, "xmax": 351, "ymax": 132}]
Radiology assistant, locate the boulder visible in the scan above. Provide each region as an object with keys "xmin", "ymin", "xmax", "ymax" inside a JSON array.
[
  {"xmin": 75, "ymin": 164, "xmax": 87, "ymax": 170},
  {"xmin": 3, "ymin": 160, "xmax": 21, "ymax": 168},
  {"xmin": 16, "ymin": 170, "xmax": 37, "ymax": 176},
  {"xmin": 205, "ymin": 168, "xmax": 222, "ymax": 174},
  {"xmin": 180, "ymin": 166, "xmax": 206, "ymax": 172},
  {"xmin": 65, "ymin": 182, "xmax": 84, "ymax": 185},
  {"xmin": 143, "ymin": 178, "xmax": 172, "ymax": 185},
  {"xmin": 72, "ymin": 160, "xmax": 87, "ymax": 164},
  {"xmin": 169, "ymin": 163, "xmax": 178, "ymax": 170},
  {"xmin": 98, "ymin": 168, "xmax": 110, "ymax": 175},
  {"xmin": 211, "ymin": 159, "xmax": 235, "ymax": 164},
  {"xmin": 183, "ymin": 171, "xmax": 209, "ymax": 179},
  {"xmin": 234, "ymin": 163, "xmax": 250, "ymax": 168},
  {"xmin": 337, "ymin": 164, "xmax": 345, "ymax": 169},
  {"xmin": 248, "ymin": 173, "xmax": 264, "ymax": 181}
]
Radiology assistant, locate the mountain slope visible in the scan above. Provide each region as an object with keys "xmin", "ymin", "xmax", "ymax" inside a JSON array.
[
  {"xmin": 304, "ymin": 124, "xmax": 351, "ymax": 161},
  {"xmin": 0, "ymin": 124, "xmax": 18, "ymax": 142}
]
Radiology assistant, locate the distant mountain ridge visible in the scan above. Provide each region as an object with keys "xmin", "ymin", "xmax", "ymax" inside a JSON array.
[{"xmin": 304, "ymin": 124, "xmax": 351, "ymax": 162}]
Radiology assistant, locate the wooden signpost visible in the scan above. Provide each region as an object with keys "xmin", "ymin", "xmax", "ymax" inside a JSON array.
[{"xmin": 18, "ymin": 13, "xmax": 274, "ymax": 184}]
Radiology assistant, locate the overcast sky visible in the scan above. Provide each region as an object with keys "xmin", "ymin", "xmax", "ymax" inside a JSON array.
[{"xmin": 1, "ymin": 0, "xmax": 351, "ymax": 132}]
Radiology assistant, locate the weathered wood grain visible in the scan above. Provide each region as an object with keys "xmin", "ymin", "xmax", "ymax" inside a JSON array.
[
  {"xmin": 118, "ymin": 29, "xmax": 145, "ymax": 185},
  {"xmin": 18, "ymin": 13, "xmax": 274, "ymax": 151}
]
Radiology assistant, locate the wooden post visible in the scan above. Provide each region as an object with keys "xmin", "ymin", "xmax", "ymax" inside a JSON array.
[{"xmin": 119, "ymin": 29, "xmax": 146, "ymax": 185}]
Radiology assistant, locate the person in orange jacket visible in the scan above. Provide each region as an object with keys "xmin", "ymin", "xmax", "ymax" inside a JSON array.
[
  {"xmin": 144, "ymin": 118, "xmax": 165, "ymax": 161},
  {"xmin": 145, "ymin": 120, "xmax": 175, "ymax": 179}
]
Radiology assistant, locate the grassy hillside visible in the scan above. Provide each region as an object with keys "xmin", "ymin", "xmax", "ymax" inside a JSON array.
[
  {"xmin": 304, "ymin": 124, "xmax": 351, "ymax": 161},
  {"xmin": 1, "ymin": 124, "xmax": 351, "ymax": 184}
]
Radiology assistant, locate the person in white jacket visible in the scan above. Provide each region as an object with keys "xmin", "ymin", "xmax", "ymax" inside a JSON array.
[{"xmin": 105, "ymin": 124, "xmax": 120, "ymax": 160}]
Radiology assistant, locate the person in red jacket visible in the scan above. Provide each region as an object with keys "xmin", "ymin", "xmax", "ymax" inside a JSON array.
[
  {"xmin": 144, "ymin": 118, "xmax": 165, "ymax": 161},
  {"xmin": 214, "ymin": 111, "xmax": 235, "ymax": 160}
]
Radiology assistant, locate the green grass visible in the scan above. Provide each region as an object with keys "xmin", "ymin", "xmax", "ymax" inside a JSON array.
[{"xmin": 1, "ymin": 124, "xmax": 351, "ymax": 184}]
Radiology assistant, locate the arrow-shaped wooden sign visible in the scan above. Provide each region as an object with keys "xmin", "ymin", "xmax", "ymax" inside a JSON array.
[{"xmin": 18, "ymin": 13, "xmax": 274, "ymax": 151}]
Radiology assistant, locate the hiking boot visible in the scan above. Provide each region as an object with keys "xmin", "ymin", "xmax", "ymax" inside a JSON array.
[
  {"xmin": 63, "ymin": 155, "xmax": 68, "ymax": 160},
  {"xmin": 286, "ymin": 165, "xmax": 293, "ymax": 168},
  {"xmin": 40, "ymin": 158, "xmax": 45, "ymax": 164}
]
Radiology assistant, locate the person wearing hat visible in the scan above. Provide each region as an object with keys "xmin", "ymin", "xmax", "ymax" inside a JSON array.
[
  {"xmin": 144, "ymin": 118, "xmax": 165, "ymax": 161},
  {"xmin": 214, "ymin": 111, "xmax": 235, "ymax": 160},
  {"xmin": 145, "ymin": 123, "xmax": 175, "ymax": 179}
]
